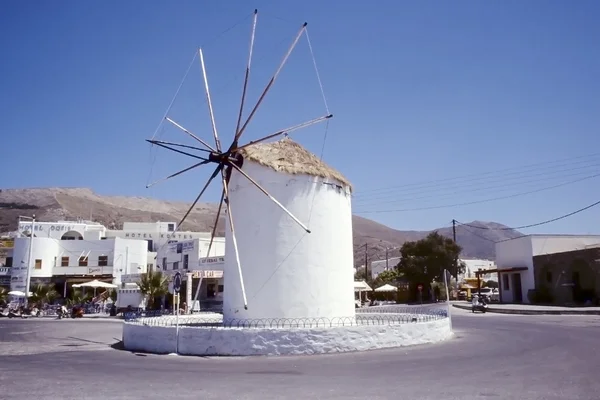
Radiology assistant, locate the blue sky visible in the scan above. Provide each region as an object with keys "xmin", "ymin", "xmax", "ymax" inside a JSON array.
[{"xmin": 2, "ymin": 0, "xmax": 599, "ymax": 234}]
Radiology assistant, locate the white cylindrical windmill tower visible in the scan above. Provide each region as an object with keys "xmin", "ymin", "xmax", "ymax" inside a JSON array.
[{"xmin": 223, "ymin": 138, "xmax": 354, "ymax": 321}]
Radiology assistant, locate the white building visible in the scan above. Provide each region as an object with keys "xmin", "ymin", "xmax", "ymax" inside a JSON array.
[
  {"xmin": 370, "ymin": 257, "xmax": 401, "ymax": 280},
  {"xmin": 223, "ymin": 139, "xmax": 355, "ymax": 321},
  {"xmin": 495, "ymin": 234, "xmax": 600, "ymax": 303},
  {"xmin": 7, "ymin": 219, "xmax": 220, "ymax": 299},
  {"xmin": 459, "ymin": 258, "xmax": 497, "ymax": 282}
]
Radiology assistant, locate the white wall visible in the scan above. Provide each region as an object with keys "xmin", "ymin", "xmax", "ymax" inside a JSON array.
[
  {"xmin": 17, "ymin": 220, "xmax": 106, "ymax": 240},
  {"xmin": 495, "ymin": 235, "xmax": 600, "ymax": 303},
  {"xmin": 122, "ymin": 318, "xmax": 452, "ymax": 356},
  {"xmin": 9, "ymin": 237, "xmax": 148, "ymax": 290},
  {"xmin": 223, "ymin": 161, "xmax": 355, "ymax": 320},
  {"xmin": 370, "ymin": 257, "xmax": 401, "ymax": 279},
  {"xmin": 156, "ymin": 238, "xmax": 225, "ymax": 271},
  {"xmin": 106, "ymin": 222, "xmax": 214, "ymax": 252},
  {"xmin": 460, "ymin": 259, "xmax": 497, "ymax": 282}
]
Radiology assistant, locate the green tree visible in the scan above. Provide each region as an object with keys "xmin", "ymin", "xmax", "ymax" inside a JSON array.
[
  {"xmin": 67, "ymin": 289, "xmax": 91, "ymax": 307},
  {"xmin": 372, "ymin": 269, "xmax": 400, "ymax": 288},
  {"xmin": 397, "ymin": 232, "xmax": 464, "ymax": 300},
  {"xmin": 138, "ymin": 270, "xmax": 169, "ymax": 310},
  {"xmin": 0, "ymin": 287, "xmax": 8, "ymax": 306},
  {"xmin": 29, "ymin": 283, "xmax": 59, "ymax": 307}
]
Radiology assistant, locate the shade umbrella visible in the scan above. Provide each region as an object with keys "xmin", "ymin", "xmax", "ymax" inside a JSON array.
[
  {"xmin": 374, "ymin": 284, "xmax": 397, "ymax": 292},
  {"xmin": 72, "ymin": 280, "xmax": 117, "ymax": 289},
  {"xmin": 8, "ymin": 290, "xmax": 32, "ymax": 297}
]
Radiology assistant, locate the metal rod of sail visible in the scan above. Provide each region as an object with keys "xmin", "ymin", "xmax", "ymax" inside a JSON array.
[
  {"xmin": 234, "ymin": 114, "xmax": 333, "ymax": 152},
  {"xmin": 222, "ymin": 173, "xmax": 248, "ymax": 310},
  {"xmin": 199, "ymin": 48, "xmax": 222, "ymax": 152},
  {"xmin": 234, "ymin": 9, "xmax": 258, "ymax": 141},
  {"xmin": 228, "ymin": 163, "xmax": 311, "ymax": 233},
  {"xmin": 145, "ymin": 140, "xmax": 209, "ymax": 161},
  {"xmin": 164, "ymin": 117, "xmax": 216, "ymax": 152},
  {"xmin": 232, "ymin": 22, "xmax": 308, "ymax": 145},
  {"xmin": 147, "ymin": 139, "xmax": 211, "ymax": 153},
  {"xmin": 146, "ymin": 160, "xmax": 210, "ymax": 188},
  {"xmin": 154, "ymin": 165, "xmax": 222, "ymax": 256},
  {"xmin": 192, "ymin": 188, "xmax": 225, "ymax": 305}
]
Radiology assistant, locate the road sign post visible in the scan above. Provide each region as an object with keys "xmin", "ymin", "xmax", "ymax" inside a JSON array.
[
  {"xmin": 173, "ymin": 272, "xmax": 182, "ymax": 354},
  {"xmin": 443, "ymin": 269, "xmax": 453, "ymax": 332}
]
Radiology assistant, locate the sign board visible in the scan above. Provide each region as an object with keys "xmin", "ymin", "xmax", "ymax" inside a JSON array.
[
  {"xmin": 417, "ymin": 284, "xmax": 423, "ymax": 292},
  {"xmin": 200, "ymin": 256, "xmax": 225, "ymax": 265},
  {"xmin": 121, "ymin": 274, "xmax": 142, "ymax": 284},
  {"xmin": 190, "ymin": 270, "xmax": 223, "ymax": 279},
  {"xmin": 173, "ymin": 272, "xmax": 182, "ymax": 294},
  {"xmin": 0, "ymin": 239, "xmax": 14, "ymax": 248}
]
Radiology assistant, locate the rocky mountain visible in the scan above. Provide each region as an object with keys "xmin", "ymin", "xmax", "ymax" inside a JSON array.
[{"xmin": 0, "ymin": 188, "xmax": 522, "ymax": 264}]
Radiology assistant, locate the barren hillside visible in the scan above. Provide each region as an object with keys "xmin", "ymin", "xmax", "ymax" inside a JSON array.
[{"xmin": 0, "ymin": 188, "xmax": 521, "ymax": 264}]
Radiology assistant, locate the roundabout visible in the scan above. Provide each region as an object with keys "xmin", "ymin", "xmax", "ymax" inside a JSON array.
[
  {"xmin": 122, "ymin": 305, "xmax": 452, "ymax": 356},
  {"xmin": 2, "ymin": 307, "xmax": 600, "ymax": 399}
]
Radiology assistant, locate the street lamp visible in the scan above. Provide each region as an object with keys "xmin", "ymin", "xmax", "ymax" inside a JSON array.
[{"xmin": 19, "ymin": 214, "xmax": 36, "ymax": 308}]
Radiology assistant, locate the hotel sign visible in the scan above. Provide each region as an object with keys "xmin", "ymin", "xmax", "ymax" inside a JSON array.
[
  {"xmin": 18, "ymin": 224, "xmax": 78, "ymax": 232},
  {"xmin": 124, "ymin": 232, "xmax": 201, "ymax": 240},
  {"xmin": 88, "ymin": 267, "xmax": 102, "ymax": 275},
  {"xmin": 0, "ymin": 239, "xmax": 14, "ymax": 248},
  {"xmin": 200, "ymin": 257, "xmax": 225, "ymax": 265},
  {"xmin": 191, "ymin": 270, "xmax": 223, "ymax": 279}
]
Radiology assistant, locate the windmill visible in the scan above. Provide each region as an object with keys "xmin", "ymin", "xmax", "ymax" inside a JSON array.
[{"xmin": 147, "ymin": 10, "xmax": 333, "ymax": 311}]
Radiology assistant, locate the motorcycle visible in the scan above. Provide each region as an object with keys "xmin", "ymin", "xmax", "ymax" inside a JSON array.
[{"xmin": 471, "ymin": 296, "xmax": 488, "ymax": 313}]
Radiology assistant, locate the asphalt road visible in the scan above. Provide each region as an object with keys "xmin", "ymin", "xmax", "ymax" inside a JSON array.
[{"xmin": 1, "ymin": 308, "xmax": 599, "ymax": 400}]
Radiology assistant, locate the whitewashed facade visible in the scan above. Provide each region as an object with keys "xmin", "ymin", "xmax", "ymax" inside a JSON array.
[
  {"xmin": 495, "ymin": 234, "xmax": 600, "ymax": 303},
  {"xmin": 223, "ymin": 159, "xmax": 355, "ymax": 321},
  {"xmin": 370, "ymin": 257, "xmax": 401, "ymax": 279}
]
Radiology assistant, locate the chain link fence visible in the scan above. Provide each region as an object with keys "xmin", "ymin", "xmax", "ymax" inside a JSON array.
[{"xmin": 124, "ymin": 303, "xmax": 449, "ymax": 328}]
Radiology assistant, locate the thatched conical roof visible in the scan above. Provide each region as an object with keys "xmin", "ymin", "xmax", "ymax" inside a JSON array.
[{"xmin": 238, "ymin": 138, "xmax": 352, "ymax": 190}]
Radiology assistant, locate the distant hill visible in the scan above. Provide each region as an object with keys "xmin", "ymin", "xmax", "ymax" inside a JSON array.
[{"xmin": 0, "ymin": 188, "xmax": 522, "ymax": 265}]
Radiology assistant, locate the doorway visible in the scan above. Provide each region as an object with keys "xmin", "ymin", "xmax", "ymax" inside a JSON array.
[{"xmin": 512, "ymin": 273, "xmax": 523, "ymax": 303}]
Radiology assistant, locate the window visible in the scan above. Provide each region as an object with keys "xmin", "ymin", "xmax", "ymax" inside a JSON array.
[
  {"xmin": 5, "ymin": 257, "xmax": 12, "ymax": 267},
  {"xmin": 183, "ymin": 254, "xmax": 189, "ymax": 269},
  {"xmin": 34, "ymin": 259, "xmax": 42, "ymax": 269},
  {"xmin": 502, "ymin": 274, "xmax": 510, "ymax": 290},
  {"xmin": 168, "ymin": 223, "xmax": 175, "ymax": 232},
  {"xmin": 218, "ymin": 285, "xmax": 224, "ymax": 293},
  {"xmin": 162, "ymin": 257, "xmax": 167, "ymax": 271},
  {"xmin": 147, "ymin": 240, "xmax": 154, "ymax": 252},
  {"xmin": 546, "ymin": 271, "xmax": 552, "ymax": 284},
  {"xmin": 98, "ymin": 256, "xmax": 108, "ymax": 267},
  {"xmin": 173, "ymin": 261, "xmax": 179, "ymax": 270},
  {"xmin": 79, "ymin": 256, "xmax": 88, "ymax": 267},
  {"xmin": 176, "ymin": 243, "xmax": 183, "ymax": 254},
  {"xmin": 61, "ymin": 257, "xmax": 69, "ymax": 267}
]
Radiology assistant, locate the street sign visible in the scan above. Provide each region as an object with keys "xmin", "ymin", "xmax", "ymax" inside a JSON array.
[
  {"xmin": 173, "ymin": 272, "xmax": 182, "ymax": 294},
  {"xmin": 417, "ymin": 284, "xmax": 423, "ymax": 292}
]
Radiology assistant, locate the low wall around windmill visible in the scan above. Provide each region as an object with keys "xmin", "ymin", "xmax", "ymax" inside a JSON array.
[{"xmin": 122, "ymin": 306, "xmax": 453, "ymax": 356}]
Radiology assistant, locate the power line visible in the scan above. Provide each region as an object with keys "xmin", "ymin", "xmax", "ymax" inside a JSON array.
[
  {"xmin": 353, "ymin": 166, "xmax": 600, "ymax": 207},
  {"xmin": 353, "ymin": 152, "xmax": 600, "ymax": 197},
  {"xmin": 355, "ymin": 173, "xmax": 600, "ymax": 214},
  {"xmin": 455, "ymin": 198, "xmax": 600, "ymax": 231}
]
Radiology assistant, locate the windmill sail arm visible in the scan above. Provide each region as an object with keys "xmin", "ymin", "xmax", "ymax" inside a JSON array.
[
  {"xmin": 164, "ymin": 117, "xmax": 216, "ymax": 152},
  {"xmin": 234, "ymin": 9, "xmax": 258, "ymax": 141},
  {"xmin": 233, "ymin": 22, "xmax": 308, "ymax": 144},
  {"xmin": 234, "ymin": 114, "xmax": 333, "ymax": 152},
  {"xmin": 228, "ymin": 163, "xmax": 311, "ymax": 233},
  {"xmin": 222, "ymin": 174, "xmax": 248, "ymax": 310},
  {"xmin": 146, "ymin": 160, "xmax": 210, "ymax": 189},
  {"xmin": 199, "ymin": 48, "xmax": 222, "ymax": 152},
  {"xmin": 145, "ymin": 140, "xmax": 210, "ymax": 161}
]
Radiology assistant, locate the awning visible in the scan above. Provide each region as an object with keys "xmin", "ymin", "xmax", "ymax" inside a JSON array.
[
  {"xmin": 475, "ymin": 267, "xmax": 528, "ymax": 275},
  {"xmin": 354, "ymin": 281, "xmax": 372, "ymax": 291}
]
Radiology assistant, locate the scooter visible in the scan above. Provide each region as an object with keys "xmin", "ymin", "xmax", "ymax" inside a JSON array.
[{"xmin": 472, "ymin": 300, "xmax": 488, "ymax": 313}]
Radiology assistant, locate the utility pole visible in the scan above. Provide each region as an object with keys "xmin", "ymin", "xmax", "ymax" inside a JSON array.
[
  {"xmin": 385, "ymin": 247, "xmax": 389, "ymax": 270},
  {"xmin": 364, "ymin": 243, "xmax": 369, "ymax": 281},
  {"xmin": 452, "ymin": 219, "xmax": 458, "ymax": 280},
  {"xmin": 23, "ymin": 214, "xmax": 36, "ymax": 308}
]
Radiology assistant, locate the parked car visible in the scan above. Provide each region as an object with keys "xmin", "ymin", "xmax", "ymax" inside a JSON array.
[{"xmin": 476, "ymin": 287, "xmax": 499, "ymax": 303}]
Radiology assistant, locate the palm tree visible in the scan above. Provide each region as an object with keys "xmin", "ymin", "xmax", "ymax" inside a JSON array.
[
  {"xmin": 0, "ymin": 287, "xmax": 8, "ymax": 306},
  {"xmin": 138, "ymin": 270, "xmax": 169, "ymax": 310},
  {"xmin": 29, "ymin": 283, "xmax": 59, "ymax": 308},
  {"xmin": 67, "ymin": 289, "xmax": 91, "ymax": 307}
]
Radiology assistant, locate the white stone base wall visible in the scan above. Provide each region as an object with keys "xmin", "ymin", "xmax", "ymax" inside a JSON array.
[{"xmin": 122, "ymin": 318, "xmax": 452, "ymax": 356}]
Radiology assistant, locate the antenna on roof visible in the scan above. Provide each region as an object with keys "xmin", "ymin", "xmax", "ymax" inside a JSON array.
[{"xmin": 145, "ymin": 10, "xmax": 332, "ymax": 311}]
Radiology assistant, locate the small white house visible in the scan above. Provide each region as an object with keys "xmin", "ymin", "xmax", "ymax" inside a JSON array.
[{"xmin": 496, "ymin": 234, "xmax": 600, "ymax": 303}]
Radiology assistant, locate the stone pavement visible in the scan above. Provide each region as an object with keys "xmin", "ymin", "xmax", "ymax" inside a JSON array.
[{"xmin": 452, "ymin": 301, "xmax": 600, "ymax": 315}]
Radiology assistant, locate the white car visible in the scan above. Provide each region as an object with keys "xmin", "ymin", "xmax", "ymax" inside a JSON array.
[{"xmin": 476, "ymin": 287, "xmax": 499, "ymax": 303}]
